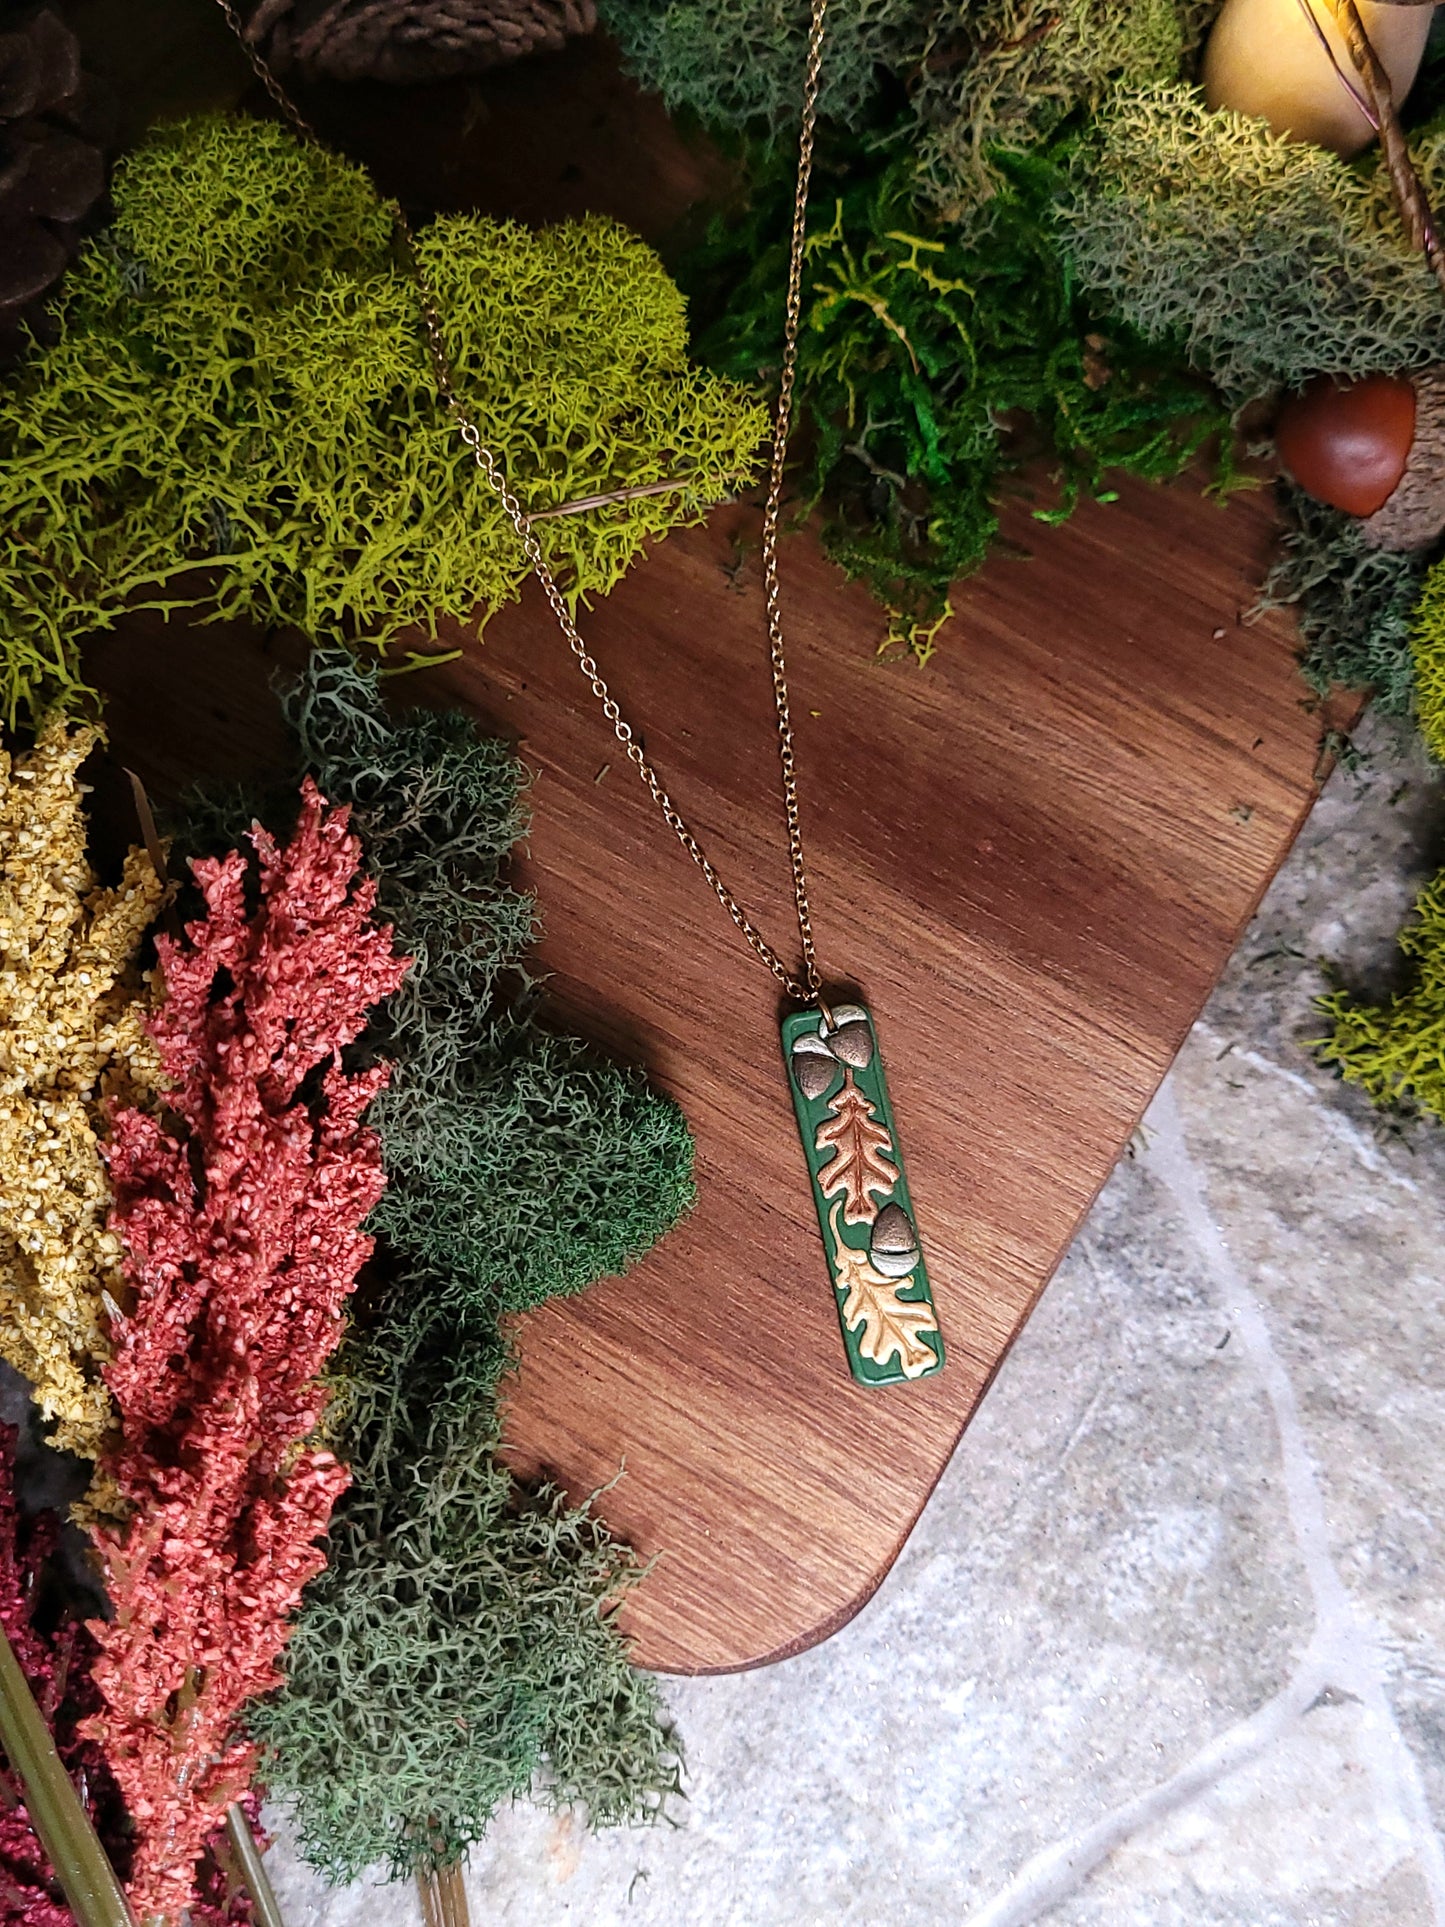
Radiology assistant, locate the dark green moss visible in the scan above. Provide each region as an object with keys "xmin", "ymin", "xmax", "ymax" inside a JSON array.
[
  {"xmin": 1261, "ymin": 485, "xmax": 1429, "ymax": 720},
  {"xmin": 684, "ymin": 133, "xmax": 1228, "ymax": 650}
]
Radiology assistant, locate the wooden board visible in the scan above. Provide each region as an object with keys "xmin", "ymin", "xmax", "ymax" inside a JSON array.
[{"xmin": 92, "ymin": 475, "xmax": 1342, "ymax": 1676}]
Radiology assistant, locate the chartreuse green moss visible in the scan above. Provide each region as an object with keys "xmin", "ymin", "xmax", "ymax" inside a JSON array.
[
  {"xmin": 1318, "ymin": 870, "xmax": 1445, "ymax": 1125},
  {"xmin": 1413, "ymin": 560, "xmax": 1445, "ymax": 761},
  {"xmin": 0, "ymin": 114, "xmax": 768, "ymax": 724}
]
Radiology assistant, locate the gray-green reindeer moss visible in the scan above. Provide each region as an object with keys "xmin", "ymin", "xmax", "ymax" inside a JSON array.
[{"xmin": 1062, "ymin": 85, "xmax": 1445, "ymax": 400}]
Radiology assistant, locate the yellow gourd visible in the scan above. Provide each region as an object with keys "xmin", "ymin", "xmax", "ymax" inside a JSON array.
[{"xmin": 1202, "ymin": 0, "xmax": 1434, "ymax": 156}]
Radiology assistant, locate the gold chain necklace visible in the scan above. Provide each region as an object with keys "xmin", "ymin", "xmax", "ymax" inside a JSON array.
[{"xmin": 215, "ymin": 0, "xmax": 944, "ymax": 1384}]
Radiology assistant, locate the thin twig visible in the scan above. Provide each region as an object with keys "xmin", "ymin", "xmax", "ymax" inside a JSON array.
[
  {"xmin": 416, "ymin": 1863, "xmax": 471, "ymax": 1927},
  {"xmin": 224, "ymin": 1804, "xmax": 286, "ymax": 1927},
  {"xmin": 528, "ymin": 477, "xmax": 711, "ymax": 519},
  {"xmin": 436, "ymin": 1861, "xmax": 471, "ymax": 1927},
  {"xmin": 0, "ymin": 1628, "xmax": 135, "ymax": 1927},
  {"xmin": 1329, "ymin": 0, "xmax": 1445, "ymax": 296},
  {"xmin": 1292, "ymin": 0, "xmax": 1377, "ymax": 124}
]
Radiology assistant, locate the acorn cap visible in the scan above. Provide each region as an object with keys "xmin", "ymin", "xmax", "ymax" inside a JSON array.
[{"xmin": 1360, "ymin": 368, "xmax": 1445, "ymax": 551}]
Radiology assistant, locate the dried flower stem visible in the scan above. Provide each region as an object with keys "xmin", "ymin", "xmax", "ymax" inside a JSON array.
[
  {"xmin": 0, "ymin": 720, "xmax": 164, "ymax": 1484},
  {"xmin": 417, "ymin": 1862, "xmax": 470, "ymax": 1927},
  {"xmin": 1329, "ymin": 0, "xmax": 1445, "ymax": 296},
  {"xmin": 529, "ymin": 476, "xmax": 706, "ymax": 519},
  {"xmin": 224, "ymin": 1805, "xmax": 285, "ymax": 1927},
  {"xmin": 0, "ymin": 1630, "xmax": 133, "ymax": 1927},
  {"xmin": 84, "ymin": 781, "xmax": 408, "ymax": 1923}
]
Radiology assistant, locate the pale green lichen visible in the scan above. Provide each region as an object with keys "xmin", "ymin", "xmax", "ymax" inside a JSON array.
[
  {"xmin": 913, "ymin": 0, "xmax": 1191, "ymax": 218},
  {"xmin": 600, "ymin": 0, "xmax": 920, "ymax": 132},
  {"xmin": 601, "ymin": 0, "xmax": 1208, "ymax": 212},
  {"xmin": 0, "ymin": 114, "xmax": 768, "ymax": 724},
  {"xmin": 1062, "ymin": 85, "xmax": 1445, "ymax": 400}
]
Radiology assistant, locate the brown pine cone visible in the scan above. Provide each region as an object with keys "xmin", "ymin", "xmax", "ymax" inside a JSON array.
[
  {"xmin": 0, "ymin": 5, "xmax": 112, "ymax": 358},
  {"xmin": 243, "ymin": 0, "xmax": 597, "ymax": 84}
]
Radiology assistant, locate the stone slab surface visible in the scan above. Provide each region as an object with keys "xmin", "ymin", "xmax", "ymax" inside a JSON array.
[{"xmin": 267, "ymin": 711, "xmax": 1445, "ymax": 1924}]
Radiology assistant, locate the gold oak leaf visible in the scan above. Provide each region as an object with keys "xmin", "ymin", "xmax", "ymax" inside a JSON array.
[
  {"xmin": 828, "ymin": 1200, "xmax": 938, "ymax": 1380},
  {"xmin": 814, "ymin": 1068, "xmax": 898, "ymax": 1225}
]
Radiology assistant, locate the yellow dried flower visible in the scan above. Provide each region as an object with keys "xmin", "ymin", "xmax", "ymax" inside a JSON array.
[{"xmin": 0, "ymin": 718, "xmax": 164, "ymax": 1469}]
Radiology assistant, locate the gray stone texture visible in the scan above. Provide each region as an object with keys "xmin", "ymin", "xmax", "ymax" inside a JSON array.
[{"xmin": 267, "ymin": 714, "xmax": 1445, "ymax": 1925}]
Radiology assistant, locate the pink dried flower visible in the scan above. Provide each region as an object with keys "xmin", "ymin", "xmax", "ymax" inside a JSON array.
[{"xmin": 83, "ymin": 780, "xmax": 408, "ymax": 1924}]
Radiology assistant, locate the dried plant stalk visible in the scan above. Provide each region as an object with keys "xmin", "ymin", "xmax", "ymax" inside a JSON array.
[
  {"xmin": 83, "ymin": 781, "xmax": 407, "ymax": 1924},
  {"xmin": 223, "ymin": 1805, "xmax": 285, "ymax": 1927},
  {"xmin": 0, "ymin": 1629, "xmax": 134, "ymax": 1927},
  {"xmin": 1330, "ymin": 0, "xmax": 1445, "ymax": 295},
  {"xmin": 416, "ymin": 1863, "xmax": 470, "ymax": 1927}
]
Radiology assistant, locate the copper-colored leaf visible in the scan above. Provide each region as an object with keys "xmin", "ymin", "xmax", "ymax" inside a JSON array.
[
  {"xmin": 828, "ymin": 1202, "xmax": 937, "ymax": 1380},
  {"xmin": 813, "ymin": 1069, "xmax": 898, "ymax": 1225}
]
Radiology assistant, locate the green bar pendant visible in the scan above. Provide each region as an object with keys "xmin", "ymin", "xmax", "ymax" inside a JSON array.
[{"xmin": 781, "ymin": 1002, "xmax": 945, "ymax": 1386}]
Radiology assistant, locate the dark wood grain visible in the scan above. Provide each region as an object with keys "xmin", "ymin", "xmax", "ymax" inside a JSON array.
[
  {"xmin": 90, "ymin": 475, "xmax": 1343, "ymax": 1675},
  {"xmin": 450, "ymin": 486, "xmax": 1342, "ymax": 1675}
]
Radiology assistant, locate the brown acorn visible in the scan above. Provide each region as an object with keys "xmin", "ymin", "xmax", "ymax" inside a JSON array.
[{"xmin": 1274, "ymin": 370, "xmax": 1445, "ymax": 551}]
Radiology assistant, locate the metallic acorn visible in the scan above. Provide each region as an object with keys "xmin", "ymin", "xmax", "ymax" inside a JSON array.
[
  {"xmin": 869, "ymin": 1201, "xmax": 919, "ymax": 1279},
  {"xmin": 791, "ymin": 1031, "xmax": 837, "ymax": 1100},
  {"xmin": 821, "ymin": 1002, "xmax": 873, "ymax": 1068},
  {"xmin": 828, "ymin": 1020, "xmax": 873, "ymax": 1068}
]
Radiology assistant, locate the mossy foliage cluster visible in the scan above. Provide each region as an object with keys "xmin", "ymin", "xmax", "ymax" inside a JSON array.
[
  {"xmin": 910, "ymin": 0, "xmax": 1194, "ymax": 219},
  {"xmin": 0, "ymin": 114, "xmax": 768, "ymax": 724},
  {"xmin": 182, "ymin": 656, "xmax": 694, "ymax": 1884},
  {"xmin": 596, "ymin": 1, "xmax": 1233, "ymax": 640},
  {"xmin": 601, "ymin": 0, "xmax": 1206, "ymax": 214},
  {"xmin": 600, "ymin": 0, "xmax": 917, "ymax": 136},
  {"xmin": 610, "ymin": 0, "xmax": 1445, "ymax": 702},
  {"xmin": 1319, "ymin": 869, "xmax": 1445, "ymax": 1124},
  {"xmin": 1062, "ymin": 86, "xmax": 1445, "ymax": 400},
  {"xmin": 686, "ymin": 134, "xmax": 1227, "ymax": 643},
  {"xmin": 1261, "ymin": 486, "xmax": 1427, "ymax": 721}
]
